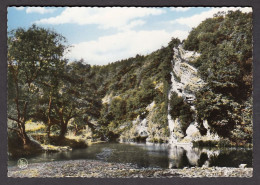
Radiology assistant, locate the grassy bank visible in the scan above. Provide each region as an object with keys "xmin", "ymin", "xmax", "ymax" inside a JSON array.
[{"xmin": 8, "ymin": 131, "xmax": 88, "ymax": 158}]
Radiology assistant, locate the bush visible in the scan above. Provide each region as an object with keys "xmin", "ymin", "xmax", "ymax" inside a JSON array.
[
  {"xmin": 49, "ymin": 136, "xmax": 88, "ymax": 149},
  {"xmin": 169, "ymin": 92, "xmax": 194, "ymax": 133},
  {"xmin": 192, "ymin": 138, "xmax": 247, "ymax": 148}
]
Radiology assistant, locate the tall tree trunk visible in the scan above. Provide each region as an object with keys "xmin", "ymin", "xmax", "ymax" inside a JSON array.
[
  {"xmin": 46, "ymin": 125, "xmax": 51, "ymax": 138},
  {"xmin": 47, "ymin": 94, "xmax": 53, "ymax": 139},
  {"xmin": 59, "ymin": 123, "xmax": 67, "ymax": 140},
  {"xmin": 8, "ymin": 117, "xmax": 31, "ymax": 147},
  {"xmin": 12, "ymin": 71, "xmax": 32, "ymax": 147},
  {"xmin": 18, "ymin": 121, "xmax": 31, "ymax": 147}
]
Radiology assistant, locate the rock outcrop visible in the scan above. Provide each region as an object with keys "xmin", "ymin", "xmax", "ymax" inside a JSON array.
[
  {"xmin": 114, "ymin": 45, "xmax": 220, "ymax": 145},
  {"xmin": 168, "ymin": 45, "xmax": 220, "ymax": 145},
  {"xmin": 120, "ymin": 101, "xmax": 168, "ymax": 143}
]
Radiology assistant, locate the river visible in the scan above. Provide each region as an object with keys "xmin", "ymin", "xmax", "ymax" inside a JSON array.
[{"xmin": 8, "ymin": 143, "xmax": 252, "ymax": 169}]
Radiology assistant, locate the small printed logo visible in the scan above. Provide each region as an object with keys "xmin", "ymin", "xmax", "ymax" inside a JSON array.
[{"xmin": 17, "ymin": 158, "xmax": 28, "ymax": 169}]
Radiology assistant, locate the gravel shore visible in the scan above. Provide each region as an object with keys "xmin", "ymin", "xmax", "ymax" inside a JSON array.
[{"xmin": 8, "ymin": 160, "xmax": 253, "ymax": 178}]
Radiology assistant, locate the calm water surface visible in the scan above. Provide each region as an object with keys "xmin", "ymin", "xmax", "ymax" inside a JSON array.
[{"xmin": 8, "ymin": 143, "xmax": 252, "ymax": 169}]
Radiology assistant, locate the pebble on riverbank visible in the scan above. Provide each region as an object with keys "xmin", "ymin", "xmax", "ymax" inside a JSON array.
[{"xmin": 8, "ymin": 160, "xmax": 253, "ymax": 178}]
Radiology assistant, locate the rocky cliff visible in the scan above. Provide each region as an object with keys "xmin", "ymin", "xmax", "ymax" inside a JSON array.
[
  {"xmin": 107, "ymin": 45, "xmax": 220, "ymax": 145},
  {"xmin": 89, "ymin": 11, "xmax": 252, "ymax": 146},
  {"xmin": 167, "ymin": 45, "xmax": 219, "ymax": 145}
]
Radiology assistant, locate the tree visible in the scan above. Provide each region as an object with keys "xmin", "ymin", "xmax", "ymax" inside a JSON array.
[
  {"xmin": 32, "ymin": 55, "xmax": 67, "ymax": 138},
  {"xmin": 8, "ymin": 25, "xmax": 68, "ymax": 146},
  {"xmin": 55, "ymin": 61, "xmax": 102, "ymax": 140}
]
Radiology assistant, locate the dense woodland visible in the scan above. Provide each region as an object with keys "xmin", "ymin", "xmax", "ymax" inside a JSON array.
[
  {"xmin": 8, "ymin": 10, "xmax": 252, "ymax": 155},
  {"xmin": 184, "ymin": 11, "xmax": 252, "ymax": 144}
]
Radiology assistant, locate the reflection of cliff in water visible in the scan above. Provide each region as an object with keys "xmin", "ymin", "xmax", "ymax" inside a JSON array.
[
  {"xmin": 168, "ymin": 145, "xmax": 201, "ymax": 168},
  {"xmin": 168, "ymin": 145, "xmax": 252, "ymax": 169}
]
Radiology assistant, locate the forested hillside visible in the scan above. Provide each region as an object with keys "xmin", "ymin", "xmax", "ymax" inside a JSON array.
[
  {"xmin": 184, "ymin": 10, "xmax": 253, "ymax": 145},
  {"xmin": 8, "ymin": 10, "xmax": 252, "ymax": 156},
  {"xmin": 89, "ymin": 38, "xmax": 180, "ymax": 142}
]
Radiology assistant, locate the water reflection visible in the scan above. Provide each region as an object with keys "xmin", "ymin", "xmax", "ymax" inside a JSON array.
[
  {"xmin": 168, "ymin": 145, "xmax": 251, "ymax": 169},
  {"xmin": 168, "ymin": 145, "xmax": 216, "ymax": 168},
  {"xmin": 8, "ymin": 143, "xmax": 252, "ymax": 169}
]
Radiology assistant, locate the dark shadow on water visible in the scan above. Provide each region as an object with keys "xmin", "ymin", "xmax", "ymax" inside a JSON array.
[{"xmin": 209, "ymin": 150, "xmax": 252, "ymax": 167}]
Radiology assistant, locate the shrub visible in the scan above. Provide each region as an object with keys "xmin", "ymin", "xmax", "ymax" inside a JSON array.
[{"xmin": 169, "ymin": 92, "xmax": 194, "ymax": 134}]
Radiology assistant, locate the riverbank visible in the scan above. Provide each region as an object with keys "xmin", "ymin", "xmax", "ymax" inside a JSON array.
[{"xmin": 8, "ymin": 159, "xmax": 253, "ymax": 178}]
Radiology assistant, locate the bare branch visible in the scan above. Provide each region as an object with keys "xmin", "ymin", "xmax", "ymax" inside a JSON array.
[
  {"xmin": 8, "ymin": 127, "xmax": 19, "ymax": 132},
  {"xmin": 8, "ymin": 116, "xmax": 19, "ymax": 123}
]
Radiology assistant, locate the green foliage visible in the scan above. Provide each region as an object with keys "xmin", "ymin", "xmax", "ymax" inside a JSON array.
[
  {"xmin": 192, "ymin": 138, "xmax": 233, "ymax": 148},
  {"xmin": 8, "ymin": 25, "xmax": 102, "ymax": 147},
  {"xmin": 151, "ymin": 102, "xmax": 168, "ymax": 128},
  {"xmin": 8, "ymin": 25, "xmax": 68, "ymax": 145},
  {"xmin": 169, "ymin": 92, "xmax": 194, "ymax": 134},
  {"xmin": 195, "ymin": 89, "xmax": 239, "ymax": 137},
  {"xmin": 185, "ymin": 11, "xmax": 252, "ymax": 142},
  {"xmin": 230, "ymin": 97, "xmax": 253, "ymax": 144},
  {"xmin": 7, "ymin": 11, "xmax": 252, "ymax": 147},
  {"xmin": 94, "ymin": 38, "xmax": 181, "ymax": 140},
  {"xmin": 31, "ymin": 59, "xmax": 102, "ymax": 139},
  {"xmin": 110, "ymin": 97, "xmax": 127, "ymax": 121},
  {"xmin": 184, "ymin": 11, "xmax": 252, "ymax": 96}
]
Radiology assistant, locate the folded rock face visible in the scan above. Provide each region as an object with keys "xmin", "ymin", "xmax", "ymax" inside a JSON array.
[{"xmin": 168, "ymin": 45, "xmax": 211, "ymax": 145}]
